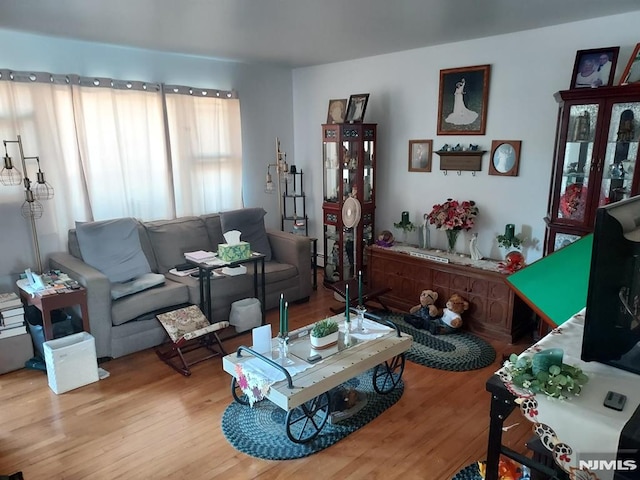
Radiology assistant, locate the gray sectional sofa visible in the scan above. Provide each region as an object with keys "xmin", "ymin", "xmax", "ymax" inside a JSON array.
[{"xmin": 49, "ymin": 208, "xmax": 312, "ymax": 359}]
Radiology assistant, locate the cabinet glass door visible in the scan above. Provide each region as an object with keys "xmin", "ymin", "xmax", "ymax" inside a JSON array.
[
  {"xmin": 600, "ymin": 101, "xmax": 640, "ymax": 205},
  {"xmin": 342, "ymin": 139, "xmax": 357, "ymax": 200},
  {"xmin": 556, "ymin": 103, "xmax": 599, "ymax": 223},
  {"xmin": 323, "ymin": 141, "xmax": 339, "ymax": 203},
  {"xmin": 363, "ymin": 139, "xmax": 374, "ymax": 203}
]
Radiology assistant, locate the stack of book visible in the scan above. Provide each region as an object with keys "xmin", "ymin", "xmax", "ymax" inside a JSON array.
[
  {"xmin": 0, "ymin": 292, "xmax": 27, "ymax": 338},
  {"xmin": 184, "ymin": 250, "xmax": 217, "ymax": 263}
]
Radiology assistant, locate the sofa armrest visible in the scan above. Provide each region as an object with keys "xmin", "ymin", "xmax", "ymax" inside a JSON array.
[
  {"xmin": 49, "ymin": 251, "xmax": 113, "ymax": 358},
  {"xmin": 266, "ymin": 230, "xmax": 312, "ymax": 298}
]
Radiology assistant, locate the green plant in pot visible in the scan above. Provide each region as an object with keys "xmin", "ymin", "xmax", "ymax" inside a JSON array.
[
  {"xmin": 503, "ymin": 352, "xmax": 588, "ymax": 399},
  {"xmin": 311, "ymin": 318, "xmax": 339, "ymax": 349},
  {"xmin": 311, "ymin": 318, "xmax": 339, "ymax": 338}
]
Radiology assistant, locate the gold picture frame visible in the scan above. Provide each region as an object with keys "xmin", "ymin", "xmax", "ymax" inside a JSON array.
[
  {"xmin": 437, "ymin": 65, "xmax": 490, "ymax": 135},
  {"xmin": 408, "ymin": 140, "xmax": 432, "ymax": 172}
]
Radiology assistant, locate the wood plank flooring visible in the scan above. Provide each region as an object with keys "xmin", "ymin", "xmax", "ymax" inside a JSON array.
[{"xmin": 0, "ymin": 272, "xmax": 537, "ymax": 479}]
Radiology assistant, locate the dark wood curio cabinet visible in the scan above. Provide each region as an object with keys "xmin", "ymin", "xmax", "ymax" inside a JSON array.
[
  {"xmin": 544, "ymin": 84, "xmax": 640, "ymax": 254},
  {"xmin": 322, "ymin": 123, "xmax": 377, "ymax": 284}
]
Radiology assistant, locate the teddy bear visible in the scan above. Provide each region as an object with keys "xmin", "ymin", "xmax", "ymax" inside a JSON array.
[
  {"xmin": 404, "ymin": 289, "xmax": 442, "ymax": 329},
  {"xmin": 428, "ymin": 293, "xmax": 469, "ymax": 335}
]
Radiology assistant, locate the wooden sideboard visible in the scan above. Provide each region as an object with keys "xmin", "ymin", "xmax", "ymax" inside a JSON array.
[{"xmin": 366, "ymin": 245, "xmax": 534, "ymax": 343}]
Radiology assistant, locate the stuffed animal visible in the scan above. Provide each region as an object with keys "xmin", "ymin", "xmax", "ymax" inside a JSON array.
[
  {"xmin": 409, "ymin": 290, "xmax": 441, "ymax": 317},
  {"xmin": 404, "ymin": 289, "xmax": 442, "ymax": 329},
  {"xmin": 429, "ymin": 293, "xmax": 469, "ymax": 335}
]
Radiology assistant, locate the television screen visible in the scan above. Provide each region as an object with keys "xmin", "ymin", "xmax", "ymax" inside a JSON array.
[{"xmin": 582, "ymin": 195, "xmax": 640, "ymax": 375}]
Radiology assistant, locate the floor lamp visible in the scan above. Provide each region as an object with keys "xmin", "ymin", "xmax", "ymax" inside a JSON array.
[
  {"xmin": 1, "ymin": 135, "xmax": 54, "ymax": 273},
  {"xmin": 264, "ymin": 137, "xmax": 290, "ymax": 222}
]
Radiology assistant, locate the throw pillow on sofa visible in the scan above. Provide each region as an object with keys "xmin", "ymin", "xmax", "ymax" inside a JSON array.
[
  {"xmin": 220, "ymin": 207, "xmax": 273, "ymax": 261},
  {"xmin": 75, "ymin": 218, "xmax": 152, "ymax": 283}
]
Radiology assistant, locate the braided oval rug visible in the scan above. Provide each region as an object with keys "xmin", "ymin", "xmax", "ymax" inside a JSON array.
[
  {"xmin": 374, "ymin": 312, "xmax": 496, "ymax": 371},
  {"xmin": 221, "ymin": 370, "xmax": 403, "ymax": 460}
]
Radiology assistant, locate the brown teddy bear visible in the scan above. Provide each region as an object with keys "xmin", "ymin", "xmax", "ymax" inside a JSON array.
[
  {"xmin": 429, "ymin": 293, "xmax": 469, "ymax": 335},
  {"xmin": 404, "ymin": 289, "xmax": 442, "ymax": 329}
]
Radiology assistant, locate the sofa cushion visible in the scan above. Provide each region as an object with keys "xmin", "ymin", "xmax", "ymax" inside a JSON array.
[
  {"xmin": 144, "ymin": 217, "xmax": 211, "ymax": 274},
  {"xmin": 75, "ymin": 218, "xmax": 151, "ymax": 283},
  {"xmin": 220, "ymin": 208, "xmax": 272, "ymax": 261},
  {"xmin": 200, "ymin": 213, "xmax": 226, "ymax": 246},
  {"xmin": 111, "ymin": 279, "xmax": 189, "ymax": 326},
  {"xmin": 111, "ymin": 273, "xmax": 166, "ymax": 300}
]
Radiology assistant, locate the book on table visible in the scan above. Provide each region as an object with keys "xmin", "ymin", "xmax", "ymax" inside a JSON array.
[{"xmin": 184, "ymin": 250, "xmax": 217, "ymax": 263}]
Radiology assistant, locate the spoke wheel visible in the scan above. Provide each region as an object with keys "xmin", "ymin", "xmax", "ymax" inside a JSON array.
[
  {"xmin": 285, "ymin": 392, "xmax": 330, "ymax": 444},
  {"xmin": 373, "ymin": 354, "xmax": 405, "ymax": 394},
  {"xmin": 231, "ymin": 377, "xmax": 250, "ymax": 405}
]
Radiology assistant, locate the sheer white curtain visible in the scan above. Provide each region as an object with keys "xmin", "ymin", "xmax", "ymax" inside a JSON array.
[
  {"xmin": 0, "ymin": 72, "xmax": 85, "ymax": 270},
  {"xmin": 164, "ymin": 85, "xmax": 243, "ymax": 216},
  {"xmin": 72, "ymin": 78, "xmax": 174, "ymax": 221}
]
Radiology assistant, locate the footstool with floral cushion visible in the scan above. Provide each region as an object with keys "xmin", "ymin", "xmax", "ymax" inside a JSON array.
[{"xmin": 156, "ymin": 305, "xmax": 229, "ymax": 376}]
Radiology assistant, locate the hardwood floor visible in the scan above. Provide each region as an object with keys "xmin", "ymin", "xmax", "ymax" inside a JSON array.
[{"xmin": 0, "ymin": 272, "xmax": 537, "ymax": 480}]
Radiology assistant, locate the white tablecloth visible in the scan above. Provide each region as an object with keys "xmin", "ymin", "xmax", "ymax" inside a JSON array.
[{"xmin": 498, "ymin": 309, "xmax": 640, "ymax": 480}]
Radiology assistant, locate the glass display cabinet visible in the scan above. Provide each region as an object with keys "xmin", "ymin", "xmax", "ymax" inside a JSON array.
[
  {"xmin": 544, "ymin": 84, "xmax": 640, "ymax": 254},
  {"xmin": 322, "ymin": 123, "xmax": 377, "ymax": 284}
]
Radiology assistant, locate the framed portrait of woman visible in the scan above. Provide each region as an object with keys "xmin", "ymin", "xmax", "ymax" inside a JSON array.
[
  {"xmin": 408, "ymin": 139, "xmax": 432, "ymax": 172},
  {"xmin": 489, "ymin": 140, "xmax": 521, "ymax": 177},
  {"xmin": 571, "ymin": 47, "xmax": 619, "ymax": 89},
  {"xmin": 437, "ymin": 65, "xmax": 490, "ymax": 135},
  {"xmin": 326, "ymin": 98, "xmax": 347, "ymax": 124}
]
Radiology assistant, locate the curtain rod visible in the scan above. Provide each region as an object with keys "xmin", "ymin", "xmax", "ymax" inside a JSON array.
[{"xmin": 0, "ymin": 69, "xmax": 236, "ymax": 98}]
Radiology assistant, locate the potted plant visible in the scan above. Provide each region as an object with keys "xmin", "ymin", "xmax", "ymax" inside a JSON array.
[{"xmin": 310, "ymin": 318, "xmax": 339, "ymax": 349}]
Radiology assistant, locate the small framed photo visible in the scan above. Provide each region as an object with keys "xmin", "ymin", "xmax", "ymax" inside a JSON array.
[
  {"xmin": 345, "ymin": 93, "xmax": 369, "ymax": 123},
  {"xmin": 620, "ymin": 43, "xmax": 640, "ymax": 85},
  {"xmin": 437, "ymin": 64, "xmax": 490, "ymax": 135},
  {"xmin": 408, "ymin": 139, "xmax": 433, "ymax": 172},
  {"xmin": 326, "ymin": 98, "xmax": 347, "ymax": 124},
  {"xmin": 489, "ymin": 140, "xmax": 521, "ymax": 177},
  {"xmin": 571, "ymin": 47, "xmax": 619, "ymax": 89}
]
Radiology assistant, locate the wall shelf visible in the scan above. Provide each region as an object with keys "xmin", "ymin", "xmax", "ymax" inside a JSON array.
[{"xmin": 435, "ymin": 150, "xmax": 486, "ymax": 172}]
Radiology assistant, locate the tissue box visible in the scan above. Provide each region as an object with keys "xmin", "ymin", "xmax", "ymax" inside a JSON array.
[{"xmin": 218, "ymin": 242, "xmax": 251, "ymax": 262}]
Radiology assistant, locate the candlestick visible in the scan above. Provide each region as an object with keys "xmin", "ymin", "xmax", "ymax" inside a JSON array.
[
  {"xmin": 279, "ymin": 294, "xmax": 284, "ymax": 334},
  {"xmin": 284, "ymin": 301, "xmax": 289, "ymax": 334},
  {"xmin": 358, "ymin": 270, "xmax": 363, "ymax": 306},
  {"xmin": 505, "ymin": 224, "xmax": 515, "ymax": 241},
  {"xmin": 345, "ymin": 284, "xmax": 350, "ymax": 323},
  {"xmin": 401, "ymin": 211, "xmax": 409, "ymax": 226}
]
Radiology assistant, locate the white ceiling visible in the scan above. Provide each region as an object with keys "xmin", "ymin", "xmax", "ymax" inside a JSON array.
[{"xmin": 1, "ymin": 0, "xmax": 639, "ymax": 68}]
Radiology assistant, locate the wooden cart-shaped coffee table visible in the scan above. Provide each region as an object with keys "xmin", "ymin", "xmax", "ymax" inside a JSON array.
[{"xmin": 222, "ymin": 317, "xmax": 412, "ymax": 443}]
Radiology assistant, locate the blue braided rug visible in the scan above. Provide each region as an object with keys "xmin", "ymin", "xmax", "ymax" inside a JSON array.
[
  {"xmin": 374, "ymin": 312, "xmax": 496, "ymax": 371},
  {"xmin": 221, "ymin": 370, "xmax": 403, "ymax": 460}
]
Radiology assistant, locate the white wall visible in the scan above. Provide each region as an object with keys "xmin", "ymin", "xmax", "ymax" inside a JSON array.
[
  {"xmin": 292, "ymin": 12, "xmax": 640, "ymax": 264},
  {"xmin": 0, "ymin": 29, "xmax": 294, "ymax": 289}
]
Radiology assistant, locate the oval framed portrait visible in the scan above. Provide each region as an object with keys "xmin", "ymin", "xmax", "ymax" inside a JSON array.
[{"xmin": 489, "ymin": 140, "xmax": 521, "ymax": 176}]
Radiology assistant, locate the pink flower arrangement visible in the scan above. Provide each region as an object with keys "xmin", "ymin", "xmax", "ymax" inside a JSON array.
[{"xmin": 427, "ymin": 199, "xmax": 479, "ymax": 231}]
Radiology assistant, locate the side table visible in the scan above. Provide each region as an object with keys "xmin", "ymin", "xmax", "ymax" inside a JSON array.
[
  {"xmin": 17, "ymin": 286, "xmax": 90, "ymax": 341},
  {"xmin": 187, "ymin": 253, "xmax": 266, "ymax": 326}
]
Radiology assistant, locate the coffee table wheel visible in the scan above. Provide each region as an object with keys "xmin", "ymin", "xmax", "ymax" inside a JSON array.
[
  {"xmin": 231, "ymin": 377, "xmax": 250, "ymax": 406},
  {"xmin": 285, "ymin": 392, "xmax": 330, "ymax": 444},
  {"xmin": 373, "ymin": 353, "xmax": 405, "ymax": 394}
]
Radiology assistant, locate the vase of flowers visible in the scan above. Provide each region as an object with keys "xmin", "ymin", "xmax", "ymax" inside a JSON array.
[{"xmin": 427, "ymin": 199, "xmax": 479, "ymax": 254}]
